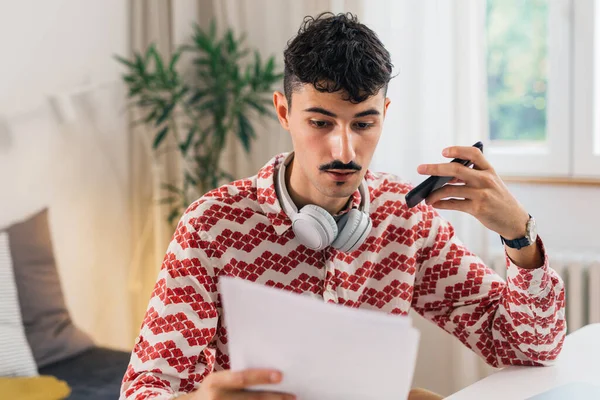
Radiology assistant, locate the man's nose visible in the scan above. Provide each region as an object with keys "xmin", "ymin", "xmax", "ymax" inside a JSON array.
[{"xmin": 330, "ymin": 127, "xmax": 356, "ymax": 164}]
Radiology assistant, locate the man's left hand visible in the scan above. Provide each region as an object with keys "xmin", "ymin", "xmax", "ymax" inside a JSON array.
[{"xmin": 417, "ymin": 145, "xmax": 529, "ymax": 241}]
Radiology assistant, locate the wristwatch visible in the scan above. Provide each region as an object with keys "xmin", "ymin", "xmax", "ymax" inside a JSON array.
[{"xmin": 500, "ymin": 214, "xmax": 537, "ymax": 250}]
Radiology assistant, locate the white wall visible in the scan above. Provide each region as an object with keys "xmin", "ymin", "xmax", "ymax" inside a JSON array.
[
  {"xmin": 489, "ymin": 184, "xmax": 600, "ymax": 255},
  {"xmin": 0, "ymin": 0, "xmax": 131, "ymax": 349}
]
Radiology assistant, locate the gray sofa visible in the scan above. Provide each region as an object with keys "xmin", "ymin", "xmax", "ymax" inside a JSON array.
[{"xmin": 38, "ymin": 347, "xmax": 130, "ymax": 400}]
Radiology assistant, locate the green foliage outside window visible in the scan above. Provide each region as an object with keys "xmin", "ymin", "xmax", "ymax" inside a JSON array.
[{"xmin": 486, "ymin": 0, "xmax": 548, "ymax": 141}]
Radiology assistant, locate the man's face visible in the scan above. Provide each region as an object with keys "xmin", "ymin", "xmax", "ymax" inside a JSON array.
[{"xmin": 273, "ymin": 84, "xmax": 391, "ymax": 206}]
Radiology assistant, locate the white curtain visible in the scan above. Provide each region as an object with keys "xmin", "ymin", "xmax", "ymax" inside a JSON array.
[{"xmin": 127, "ymin": 0, "xmax": 181, "ymax": 340}]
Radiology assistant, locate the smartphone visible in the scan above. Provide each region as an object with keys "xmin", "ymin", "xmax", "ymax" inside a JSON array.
[{"xmin": 405, "ymin": 141, "xmax": 484, "ymax": 208}]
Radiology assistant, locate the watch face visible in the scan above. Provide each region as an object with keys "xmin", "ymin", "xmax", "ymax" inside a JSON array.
[{"xmin": 527, "ymin": 217, "xmax": 538, "ymax": 243}]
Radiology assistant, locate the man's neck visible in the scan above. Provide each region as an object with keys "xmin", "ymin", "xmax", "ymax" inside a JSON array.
[{"xmin": 286, "ymin": 160, "xmax": 350, "ymax": 215}]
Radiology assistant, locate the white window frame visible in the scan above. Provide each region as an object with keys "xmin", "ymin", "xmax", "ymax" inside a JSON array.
[
  {"xmin": 483, "ymin": 0, "xmax": 572, "ymax": 177},
  {"xmin": 573, "ymin": 0, "xmax": 600, "ymax": 177}
]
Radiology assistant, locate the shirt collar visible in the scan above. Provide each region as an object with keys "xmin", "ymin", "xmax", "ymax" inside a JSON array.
[{"xmin": 256, "ymin": 152, "xmax": 364, "ymax": 236}]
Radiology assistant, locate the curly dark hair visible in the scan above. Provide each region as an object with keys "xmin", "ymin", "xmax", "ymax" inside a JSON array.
[{"xmin": 283, "ymin": 12, "xmax": 393, "ymax": 109}]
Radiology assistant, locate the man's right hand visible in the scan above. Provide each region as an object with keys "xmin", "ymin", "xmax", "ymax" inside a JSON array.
[{"xmin": 177, "ymin": 369, "xmax": 295, "ymax": 400}]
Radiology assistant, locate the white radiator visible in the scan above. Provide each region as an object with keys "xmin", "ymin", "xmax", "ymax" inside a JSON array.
[{"xmin": 487, "ymin": 253, "xmax": 600, "ymax": 333}]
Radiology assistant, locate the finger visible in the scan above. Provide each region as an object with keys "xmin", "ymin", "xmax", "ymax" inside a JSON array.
[
  {"xmin": 442, "ymin": 145, "xmax": 491, "ymax": 171},
  {"xmin": 417, "ymin": 162, "xmax": 480, "ymax": 185},
  {"xmin": 447, "ymin": 177, "xmax": 464, "ymax": 184},
  {"xmin": 430, "ymin": 198, "xmax": 473, "ymax": 213},
  {"xmin": 228, "ymin": 390, "xmax": 296, "ymax": 400},
  {"xmin": 206, "ymin": 369, "xmax": 283, "ymax": 390},
  {"xmin": 425, "ymin": 185, "xmax": 478, "ymax": 206}
]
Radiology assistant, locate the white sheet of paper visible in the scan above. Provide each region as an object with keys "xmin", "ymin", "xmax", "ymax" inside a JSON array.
[{"xmin": 220, "ymin": 276, "xmax": 420, "ymax": 400}]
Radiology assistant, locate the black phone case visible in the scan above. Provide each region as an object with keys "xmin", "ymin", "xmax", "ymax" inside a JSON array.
[{"xmin": 405, "ymin": 142, "xmax": 484, "ymax": 208}]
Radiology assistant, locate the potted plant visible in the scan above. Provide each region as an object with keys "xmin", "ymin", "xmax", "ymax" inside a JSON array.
[{"xmin": 116, "ymin": 21, "xmax": 282, "ymax": 225}]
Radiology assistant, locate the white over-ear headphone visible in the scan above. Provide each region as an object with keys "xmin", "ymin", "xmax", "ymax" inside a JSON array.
[{"xmin": 275, "ymin": 153, "xmax": 372, "ymax": 252}]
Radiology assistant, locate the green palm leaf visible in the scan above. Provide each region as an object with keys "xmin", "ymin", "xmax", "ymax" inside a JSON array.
[{"xmin": 116, "ymin": 18, "xmax": 282, "ymax": 226}]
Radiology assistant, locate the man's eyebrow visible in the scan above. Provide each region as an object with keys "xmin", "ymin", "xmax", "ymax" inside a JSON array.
[
  {"xmin": 303, "ymin": 107, "xmax": 381, "ymax": 118},
  {"xmin": 353, "ymin": 109, "xmax": 380, "ymax": 118},
  {"xmin": 303, "ymin": 107, "xmax": 337, "ymax": 117}
]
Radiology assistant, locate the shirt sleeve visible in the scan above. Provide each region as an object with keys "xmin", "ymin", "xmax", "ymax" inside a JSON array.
[
  {"xmin": 120, "ymin": 206, "xmax": 221, "ymax": 399},
  {"xmin": 411, "ymin": 207, "xmax": 567, "ymax": 368}
]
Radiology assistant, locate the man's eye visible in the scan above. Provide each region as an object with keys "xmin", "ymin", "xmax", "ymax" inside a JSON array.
[
  {"xmin": 310, "ymin": 120, "xmax": 330, "ymax": 128},
  {"xmin": 355, "ymin": 122, "xmax": 373, "ymax": 130}
]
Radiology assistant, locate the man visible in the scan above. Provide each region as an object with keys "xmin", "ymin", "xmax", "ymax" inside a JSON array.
[{"xmin": 121, "ymin": 12, "xmax": 566, "ymax": 400}]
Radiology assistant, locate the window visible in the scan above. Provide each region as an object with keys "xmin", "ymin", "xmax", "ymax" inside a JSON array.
[
  {"xmin": 364, "ymin": 0, "xmax": 599, "ymax": 180},
  {"xmin": 486, "ymin": 0, "xmax": 548, "ymax": 143},
  {"xmin": 484, "ymin": 0, "xmax": 572, "ymax": 177},
  {"xmin": 573, "ymin": 0, "xmax": 600, "ymax": 177},
  {"xmin": 596, "ymin": 0, "xmax": 600, "ymax": 159}
]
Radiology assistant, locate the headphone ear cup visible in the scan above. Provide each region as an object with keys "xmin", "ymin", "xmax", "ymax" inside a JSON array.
[
  {"xmin": 292, "ymin": 204, "xmax": 338, "ymax": 250},
  {"xmin": 347, "ymin": 216, "xmax": 372, "ymax": 252},
  {"xmin": 331, "ymin": 210, "xmax": 361, "ymax": 250},
  {"xmin": 332, "ymin": 209, "xmax": 372, "ymax": 252}
]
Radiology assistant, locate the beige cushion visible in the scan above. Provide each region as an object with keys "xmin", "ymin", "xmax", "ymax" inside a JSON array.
[{"xmin": 4, "ymin": 209, "xmax": 94, "ymax": 368}]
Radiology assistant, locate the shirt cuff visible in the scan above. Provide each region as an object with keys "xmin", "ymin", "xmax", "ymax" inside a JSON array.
[{"xmin": 505, "ymin": 236, "xmax": 551, "ymax": 297}]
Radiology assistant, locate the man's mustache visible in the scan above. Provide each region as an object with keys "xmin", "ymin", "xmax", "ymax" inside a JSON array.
[{"xmin": 319, "ymin": 160, "xmax": 362, "ymax": 171}]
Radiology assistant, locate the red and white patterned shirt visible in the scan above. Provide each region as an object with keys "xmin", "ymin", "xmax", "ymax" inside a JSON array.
[{"xmin": 121, "ymin": 153, "xmax": 566, "ymax": 399}]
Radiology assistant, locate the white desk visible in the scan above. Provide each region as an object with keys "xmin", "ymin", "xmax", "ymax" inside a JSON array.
[{"xmin": 447, "ymin": 323, "xmax": 600, "ymax": 399}]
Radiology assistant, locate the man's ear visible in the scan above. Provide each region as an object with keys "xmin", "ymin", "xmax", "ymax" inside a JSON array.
[
  {"xmin": 273, "ymin": 91, "xmax": 290, "ymax": 130},
  {"xmin": 383, "ymin": 97, "xmax": 391, "ymax": 118}
]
